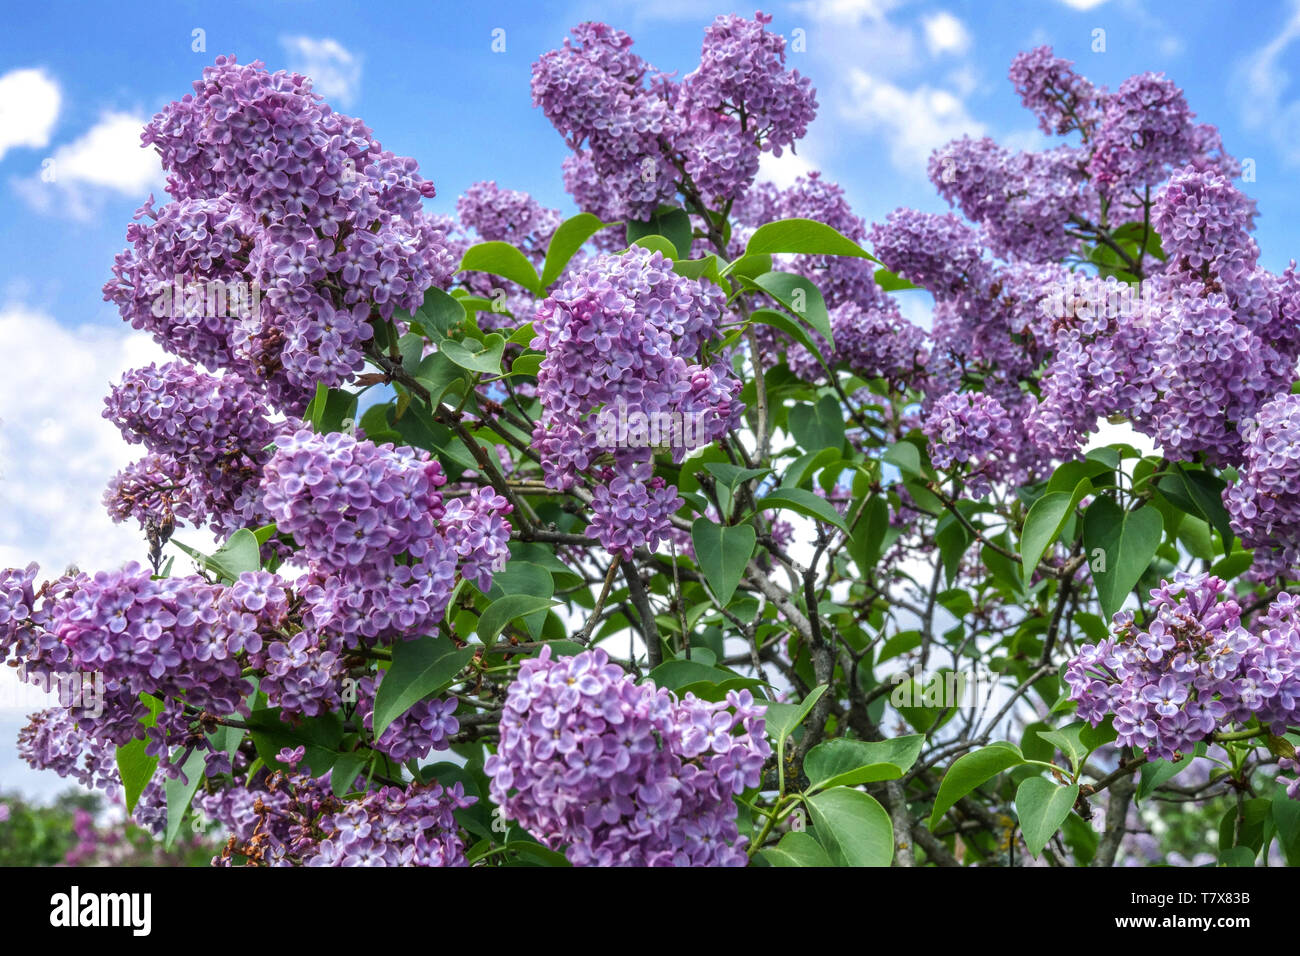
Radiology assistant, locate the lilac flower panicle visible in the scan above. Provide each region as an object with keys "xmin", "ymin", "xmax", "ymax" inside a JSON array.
[
  {"xmin": 1065, "ymin": 573, "xmax": 1300, "ymax": 759},
  {"xmin": 486, "ymin": 646, "xmax": 770, "ymax": 865}
]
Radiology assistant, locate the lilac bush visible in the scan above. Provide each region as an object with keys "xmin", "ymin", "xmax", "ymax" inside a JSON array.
[{"xmin": 5, "ymin": 13, "xmax": 1300, "ymax": 870}]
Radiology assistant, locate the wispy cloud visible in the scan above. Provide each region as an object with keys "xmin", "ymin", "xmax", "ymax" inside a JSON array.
[
  {"xmin": 840, "ymin": 70, "xmax": 987, "ymax": 173},
  {"xmin": 280, "ymin": 36, "xmax": 363, "ymax": 106},
  {"xmin": 12, "ymin": 111, "xmax": 162, "ymax": 220},
  {"xmin": 0, "ymin": 69, "xmax": 61, "ymax": 162},
  {"xmin": 791, "ymin": 1, "xmax": 984, "ymax": 177},
  {"xmin": 922, "ymin": 12, "xmax": 972, "ymax": 57},
  {"xmin": 1235, "ymin": 0, "xmax": 1300, "ymax": 166},
  {"xmin": 0, "ymin": 304, "xmax": 167, "ymax": 575}
]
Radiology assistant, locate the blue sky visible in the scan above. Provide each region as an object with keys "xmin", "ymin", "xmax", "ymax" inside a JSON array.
[{"xmin": 1, "ymin": 0, "xmax": 1300, "ymax": 797}]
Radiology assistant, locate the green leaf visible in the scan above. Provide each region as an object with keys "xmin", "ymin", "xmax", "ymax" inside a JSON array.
[
  {"xmin": 759, "ymin": 487, "xmax": 850, "ymax": 533},
  {"xmin": 804, "ymin": 735, "xmax": 925, "ymax": 792},
  {"xmin": 413, "ymin": 351, "xmax": 472, "ymax": 407},
  {"xmin": 1174, "ymin": 466, "xmax": 1234, "ymax": 553},
  {"xmin": 1020, "ymin": 478, "xmax": 1090, "ymax": 581},
  {"xmin": 305, "ymin": 382, "xmax": 360, "ymax": 434},
  {"xmin": 115, "ymin": 693, "xmax": 164, "ymax": 814},
  {"xmin": 477, "ymin": 594, "xmax": 560, "ymax": 645},
  {"xmin": 935, "ymin": 515, "xmax": 972, "ymax": 587},
  {"xmin": 848, "ymin": 495, "xmax": 890, "ymax": 574},
  {"xmin": 1045, "ymin": 458, "xmax": 1112, "ymax": 494},
  {"xmin": 747, "ymin": 307, "xmax": 827, "ymax": 364},
  {"xmin": 930, "ymin": 742, "xmax": 1025, "ymax": 829},
  {"xmin": 1272, "ymin": 785, "xmax": 1300, "ymax": 866},
  {"xmin": 788, "ymin": 393, "xmax": 845, "ymax": 455},
  {"xmin": 1083, "ymin": 497, "xmax": 1164, "ymax": 621},
  {"xmin": 409, "ymin": 286, "xmax": 467, "ymax": 337},
  {"xmin": 174, "ymin": 528, "xmax": 262, "ymax": 584},
  {"xmin": 628, "ymin": 235, "xmax": 679, "ymax": 259},
  {"xmin": 1036, "ymin": 721, "xmax": 1096, "ymax": 771},
  {"xmin": 645, "ymin": 659, "xmax": 755, "ymax": 693},
  {"xmin": 703, "ymin": 463, "xmax": 771, "ymax": 492},
  {"xmin": 438, "ymin": 333, "xmax": 506, "ymax": 375},
  {"xmin": 874, "ymin": 268, "xmax": 919, "ymax": 291},
  {"xmin": 488, "ymin": 562, "xmax": 554, "ymax": 639},
  {"xmin": 723, "ymin": 253, "xmax": 774, "ymax": 280},
  {"xmin": 626, "ymin": 206, "xmax": 693, "ymax": 260},
  {"xmin": 691, "ymin": 518, "xmax": 756, "ymax": 606},
  {"xmin": 507, "ymin": 353, "xmax": 543, "ymax": 378},
  {"xmin": 459, "ymin": 241, "xmax": 544, "ymax": 296},
  {"xmin": 247, "ymin": 708, "xmax": 345, "ymax": 777},
  {"xmin": 1015, "ymin": 777, "xmax": 1079, "ymax": 858},
  {"xmin": 751, "ymin": 271, "xmax": 833, "ymax": 352},
  {"xmin": 804, "ymin": 787, "xmax": 894, "ymax": 867},
  {"xmin": 745, "ymin": 218, "xmax": 877, "ymax": 261},
  {"xmin": 882, "ymin": 441, "xmax": 925, "ymax": 478},
  {"xmin": 672, "ymin": 254, "xmax": 724, "ymax": 285},
  {"xmin": 373, "ymin": 636, "xmax": 476, "ymax": 738},
  {"xmin": 1138, "ymin": 756, "xmax": 1194, "ymax": 801},
  {"xmin": 765, "ymin": 684, "xmax": 828, "ymax": 749},
  {"xmin": 541, "ymin": 213, "xmax": 606, "ymax": 287},
  {"xmin": 758, "ymin": 830, "xmax": 834, "ymax": 867},
  {"xmin": 164, "ymin": 746, "xmax": 207, "ymax": 849},
  {"xmin": 329, "ymin": 751, "xmax": 372, "ymax": 798}
]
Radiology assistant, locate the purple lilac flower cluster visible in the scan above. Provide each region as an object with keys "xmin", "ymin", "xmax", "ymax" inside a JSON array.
[
  {"xmin": 457, "ymin": 180, "xmax": 561, "ymax": 261},
  {"xmin": 102, "ymin": 361, "xmax": 275, "ymax": 540},
  {"xmin": 1224, "ymin": 394, "xmax": 1300, "ymax": 580},
  {"xmin": 929, "ymin": 136, "xmax": 1089, "ymax": 263},
  {"xmin": 355, "ymin": 672, "xmax": 459, "ymax": 764},
  {"xmin": 530, "ymin": 23, "xmax": 680, "ymax": 220},
  {"xmin": 1024, "ymin": 169, "xmax": 1295, "ymax": 463},
  {"xmin": 485, "ymin": 646, "xmax": 769, "ymax": 866},
  {"xmin": 303, "ymin": 781, "xmax": 473, "ymax": 866},
  {"xmin": 212, "ymin": 749, "xmax": 474, "ymax": 867},
  {"xmin": 1154, "ymin": 166, "xmax": 1258, "ymax": 272},
  {"xmin": 1007, "ymin": 46, "xmax": 1103, "ymax": 138},
  {"xmin": 530, "ymin": 247, "xmax": 742, "ymax": 558},
  {"xmin": 2, "ymin": 561, "xmax": 289, "ymax": 750},
  {"xmin": 1066, "ymin": 573, "xmax": 1300, "ymax": 760},
  {"xmin": 107, "ymin": 56, "xmax": 456, "ymax": 410},
  {"xmin": 786, "ymin": 301, "xmax": 928, "ymax": 390},
  {"xmin": 102, "ymin": 197, "xmax": 258, "ymax": 371},
  {"xmin": 922, "ymin": 392, "xmax": 1020, "ymax": 498},
  {"xmin": 869, "ymin": 209, "xmax": 994, "ymax": 301},
  {"xmin": 1086, "ymin": 72, "xmax": 1225, "ymax": 197},
  {"xmin": 536, "ymin": 14, "xmax": 815, "ymax": 219},
  {"xmin": 676, "ymin": 13, "xmax": 815, "ymax": 205},
  {"xmin": 261, "ymin": 428, "xmax": 511, "ymax": 657}
]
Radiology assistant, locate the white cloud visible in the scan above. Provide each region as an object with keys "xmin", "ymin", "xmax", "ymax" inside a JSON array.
[
  {"xmin": 757, "ymin": 146, "xmax": 818, "ymax": 188},
  {"xmin": 0, "ymin": 305, "xmax": 167, "ymax": 576},
  {"xmin": 1056, "ymin": 0, "xmax": 1110, "ymax": 9},
  {"xmin": 0, "ymin": 69, "xmax": 61, "ymax": 162},
  {"xmin": 840, "ymin": 69, "xmax": 987, "ymax": 174},
  {"xmin": 791, "ymin": 0, "xmax": 986, "ymax": 179},
  {"xmin": 791, "ymin": 0, "xmax": 917, "ymax": 75},
  {"xmin": 795, "ymin": 0, "xmax": 903, "ymax": 23},
  {"xmin": 922, "ymin": 12, "xmax": 971, "ymax": 57},
  {"xmin": 280, "ymin": 36, "xmax": 362, "ymax": 106},
  {"xmin": 1235, "ymin": 0, "xmax": 1300, "ymax": 166},
  {"xmin": 12, "ymin": 111, "xmax": 162, "ymax": 219}
]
